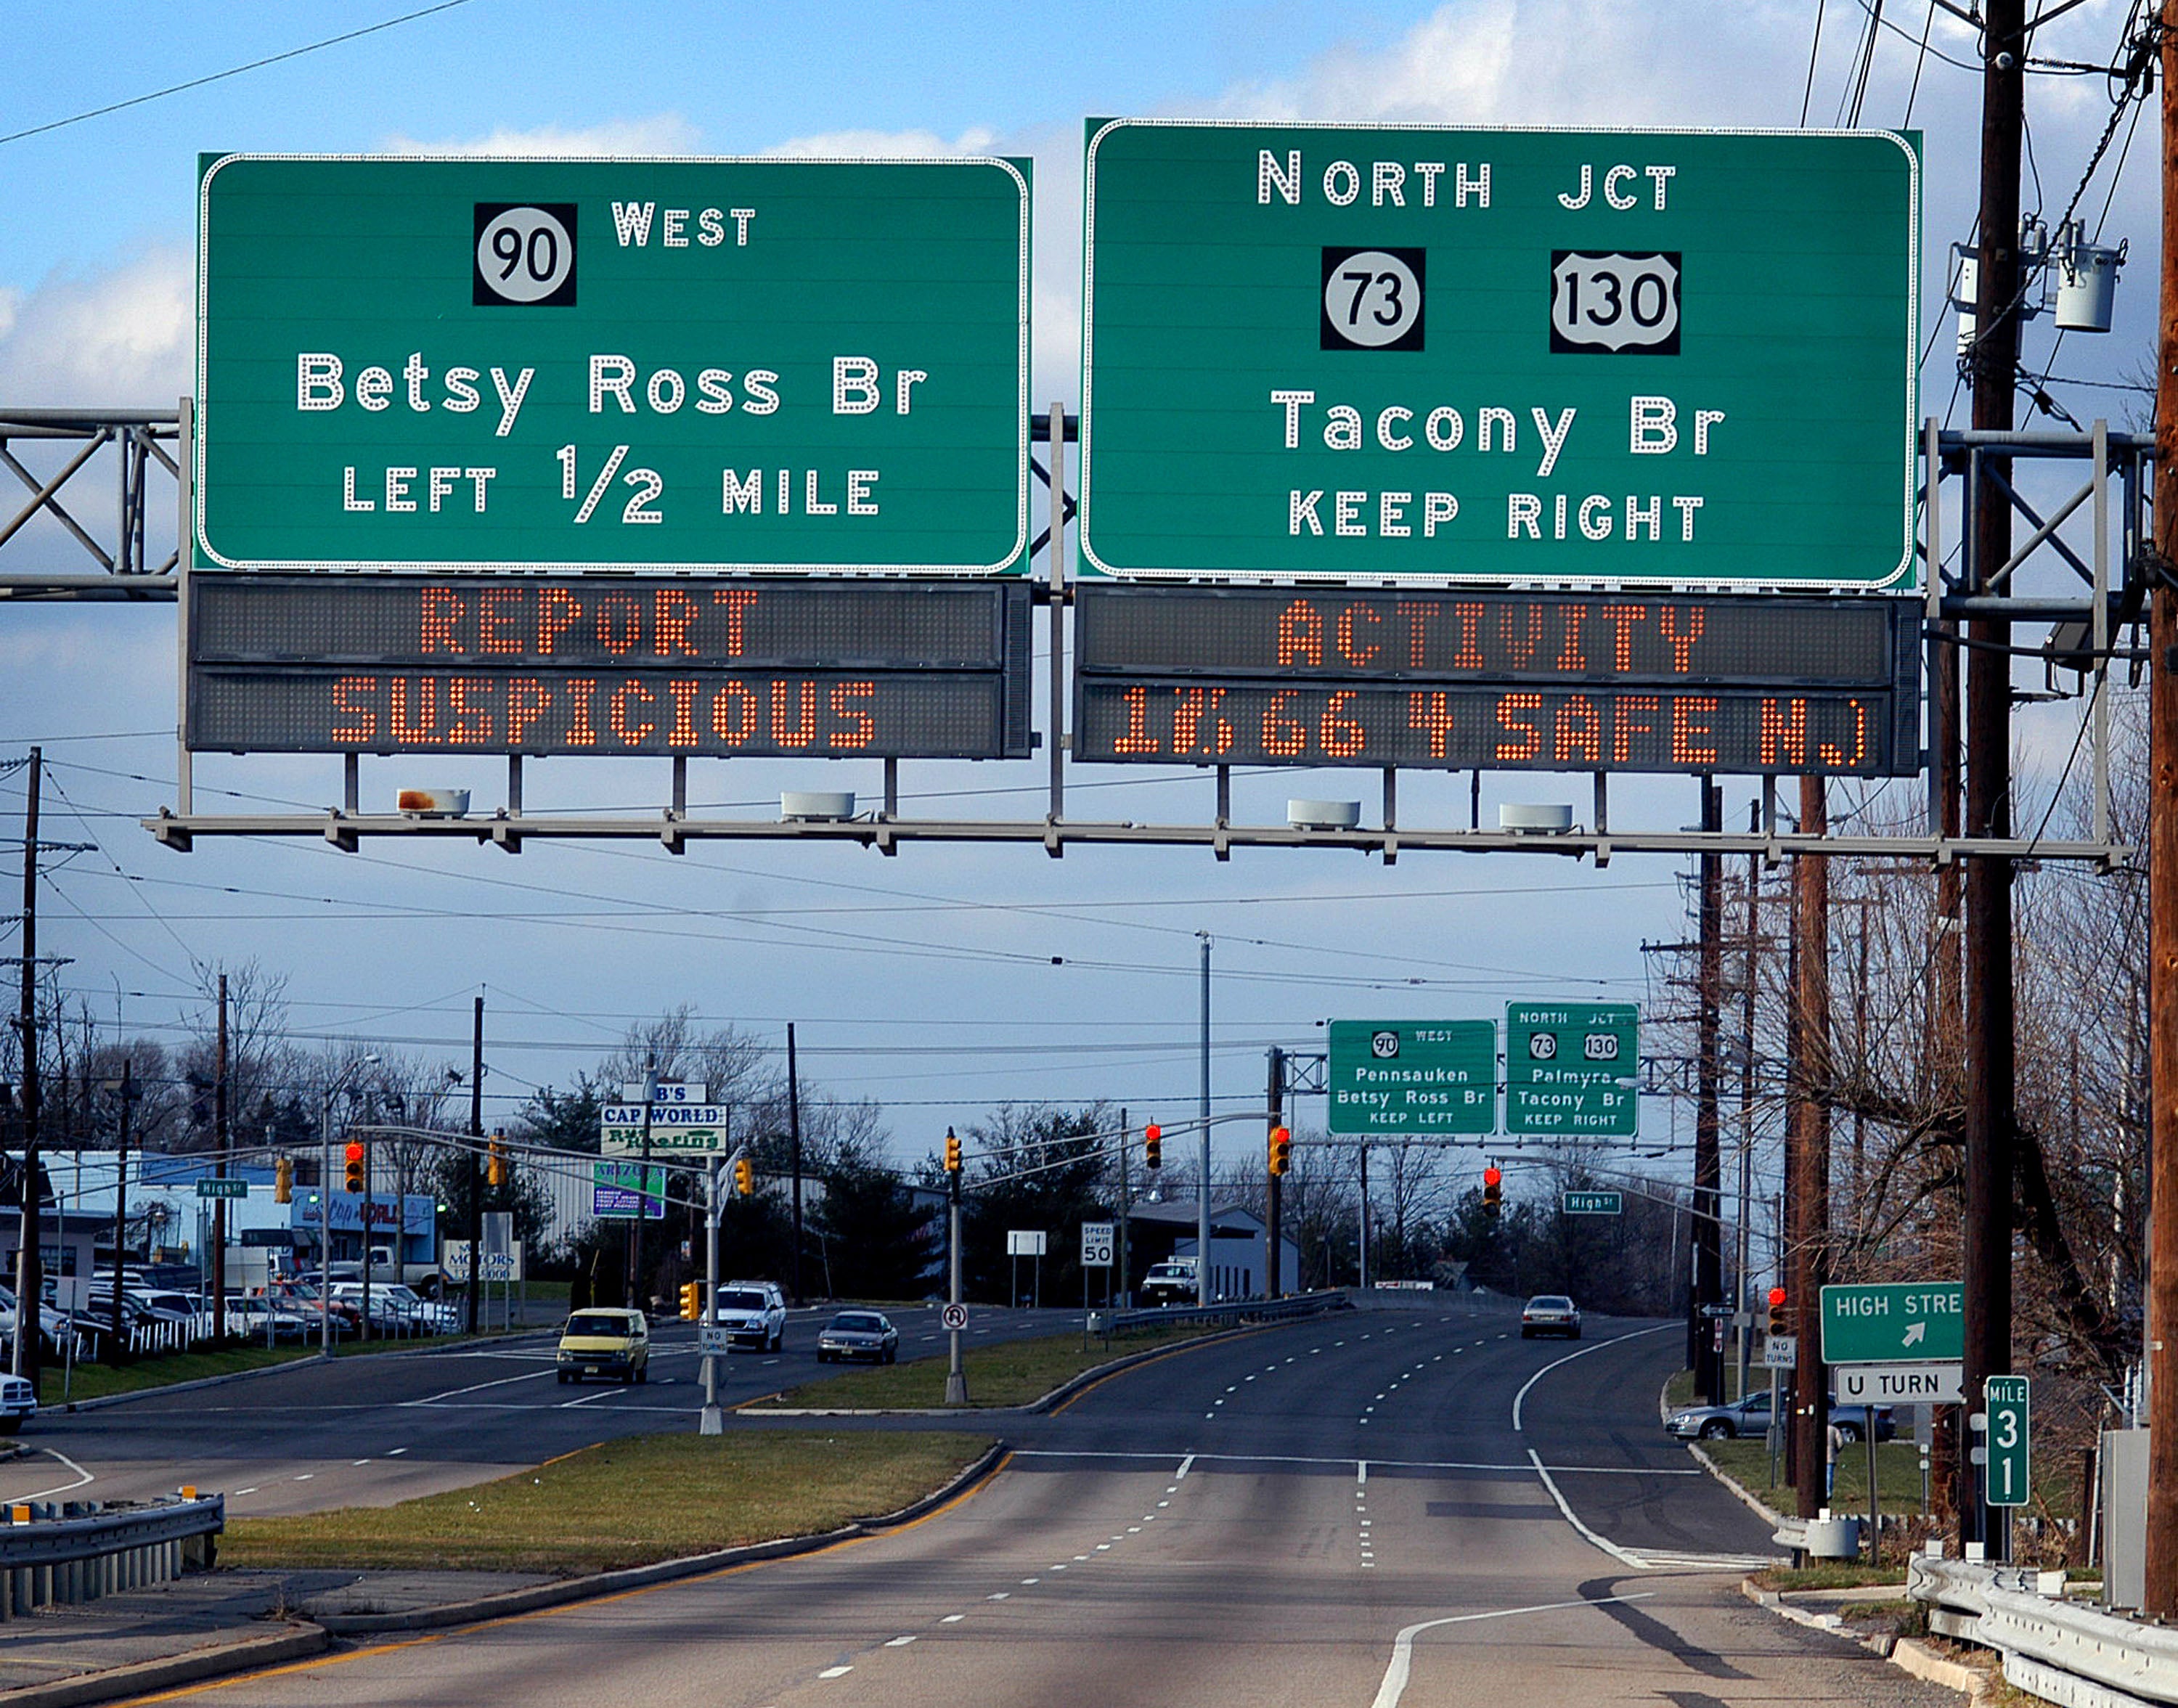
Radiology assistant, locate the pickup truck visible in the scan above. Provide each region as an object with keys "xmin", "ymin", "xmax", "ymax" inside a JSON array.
[
  {"xmin": 1663, "ymin": 1390, "xmax": 1896, "ymax": 1442},
  {"xmin": 1141, "ymin": 1259, "xmax": 1198, "ymax": 1307}
]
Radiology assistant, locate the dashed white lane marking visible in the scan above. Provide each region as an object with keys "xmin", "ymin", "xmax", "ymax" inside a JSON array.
[
  {"xmin": 1096, "ymin": 1543, "xmax": 1112, "ymax": 1551},
  {"xmin": 818, "ymin": 1665, "xmax": 853, "ymax": 1678},
  {"xmin": 351, "ymin": 1458, "xmax": 370, "ymax": 1466},
  {"xmin": 884, "ymin": 1635, "xmax": 916, "ymax": 1647},
  {"xmin": 232, "ymin": 1487, "xmax": 258, "ymax": 1497},
  {"xmin": 293, "ymin": 1473, "xmax": 314, "ymax": 1482},
  {"xmin": 387, "ymin": 1447, "xmax": 406, "ymax": 1455},
  {"xmin": 1369, "ymin": 1595, "xmax": 1654, "ymax": 1708},
  {"xmin": 1021, "ymin": 1577, "xmax": 1040, "ymax": 1585},
  {"xmin": 988, "ymin": 1593, "xmax": 1009, "ymax": 1601},
  {"xmin": 942, "ymin": 1614, "xmax": 965, "ymax": 1623}
]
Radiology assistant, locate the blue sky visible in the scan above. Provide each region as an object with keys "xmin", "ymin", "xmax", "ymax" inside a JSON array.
[{"xmin": 0, "ymin": 1, "xmax": 2152, "ymax": 1185}]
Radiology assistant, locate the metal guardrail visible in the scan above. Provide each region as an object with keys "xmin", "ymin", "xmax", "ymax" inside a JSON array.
[
  {"xmin": 1095, "ymin": 1290, "xmax": 1350, "ymax": 1336},
  {"xmin": 1908, "ymin": 1555, "xmax": 2178, "ymax": 1708},
  {"xmin": 0, "ymin": 1492, "xmax": 224, "ymax": 1619}
]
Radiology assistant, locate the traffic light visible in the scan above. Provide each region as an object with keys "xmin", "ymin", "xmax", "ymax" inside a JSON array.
[
  {"xmin": 343, "ymin": 1140, "xmax": 367, "ymax": 1194},
  {"xmin": 680, "ymin": 1282, "xmax": 701, "ymax": 1321},
  {"xmin": 944, "ymin": 1128, "xmax": 962, "ymax": 1173},
  {"xmin": 486, "ymin": 1133, "xmax": 507, "ymax": 1189},
  {"xmin": 274, "ymin": 1157, "xmax": 293, "ymax": 1204},
  {"xmin": 1482, "ymin": 1165, "xmax": 1502, "ymax": 1217},
  {"xmin": 1144, "ymin": 1124, "xmax": 1162, "ymax": 1169},
  {"xmin": 1268, "ymin": 1126, "xmax": 1291, "ymax": 1177},
  {"xmin": 1768, "ymin": 1286, "xmax": 1789, "ymax": 1337},
  {"xmin": 733, "ymin": 1157, "xmax": 755, "ymax": 1197}
]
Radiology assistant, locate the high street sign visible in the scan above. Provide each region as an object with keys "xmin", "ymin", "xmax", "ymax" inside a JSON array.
[
  {"xmin": 1562, "ymin": 1190, "xmax": 1623, "ymax": 1215},
  {"xmin": 196, "ymin": 155, "xmax": 1031, "ymax": 575},
  {"xmin": 1819, "ymin": 1280, "xmax": 1965, "ymax": 1363},
  {"xmin": 195, "ymin": 1177, "xmax": 250, "ymax": 1199},
  {"xmin": 1504, "ymin": 1002, "xmax": 1638, "ymax": 1137},
  {"xmin": 1327, "ymin": 1019, "xmax": 1495, "ymax": 1135},
  {"xmin": 1079, "ymin": 120, "xmax": 1920, "ymax": 587}
]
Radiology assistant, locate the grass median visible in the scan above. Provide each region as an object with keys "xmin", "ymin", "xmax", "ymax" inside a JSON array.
[
  {"xmin": 746, "ymin": 1325, "xmax": 1225, "ymax": 1412},
  {"xmin": 221, "ymin": 1429, "xmax": 995, "ymax": 1575}
]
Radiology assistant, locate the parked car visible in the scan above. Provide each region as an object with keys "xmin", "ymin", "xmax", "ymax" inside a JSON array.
[
  {"xmin": 711, "ymin": 1281, "xmax": 786, "ymax": 1352},
  {"xmin": 816, "ymin": 1310, "xmax": 900, "ymax": 1365},
  {"xmin": 223, "ymin": 1296, "xmax": 315, "ymax": 1342},
  {"xmin": 1520, "ymin": 1295, "xmax": 1583, "ymax": 1339},
  {"xmin": 327, "ymin": 1282, "xmax": 452, "ymax": 1334},
  {"xmin": 557, "ymin": 1309, "xmax": 649, "ymax": 1384},
  {"xmin": 1664, "ymin": 1389, "xmax": 1896, "ymax": 1442},
  {"xmin": 1141, "ymin": 1259, "xmax": 1198, "ymax": 1307},
  {"xmin": 0, "ymin": 1372, "xmax": 34, "ymax": 1433}
]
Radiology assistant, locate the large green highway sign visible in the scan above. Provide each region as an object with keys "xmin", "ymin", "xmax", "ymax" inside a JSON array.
[
  {"xmin": 196, "ymin": 155, "xmax": 1029, "ymax": 574},
  {"xmin": 1504, "ymin": 1002, "xmax": 1638, "ymax": 1136},
  {"xmin": 1328, "ymin": 1020, "xmax": 1495, "ymax": 1136},
  {"xmin": 1080, "ymin": 121, "xmax": 1919, "ymax": 587},
  {"xmin": 1819, "ymin": 1280, "xmax": 1965, "ymax": 1364}
]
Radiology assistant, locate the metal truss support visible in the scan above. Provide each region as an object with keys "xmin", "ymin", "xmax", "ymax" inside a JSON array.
[{"xmin": 0, "ymin": 409, "xmax": 182, "ymax": 598}]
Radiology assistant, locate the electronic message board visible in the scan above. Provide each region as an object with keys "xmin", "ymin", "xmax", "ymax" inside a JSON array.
[
  {"xmin": 187, "ymin": 574, "xmax": 1031, "ymax": 759},
  {"xmin": 195, "ymin": 155, "xmax": 1029, "ymax": 574},
  {"xmin": 1074, "ymin": 587, "xmax": 1919, "ymax": 776},
  {"xmin": 1080, "ymin": 120, "xmax": 1919, "ymax": 587}
]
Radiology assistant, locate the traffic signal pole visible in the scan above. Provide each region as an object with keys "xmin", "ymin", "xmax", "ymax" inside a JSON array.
[
  {"xmin": 1265, "ymin": 1048, "xmax": 1284, "ymax": 1299},
  {"xmin": 467, "ymin": 996, "xmax": 483, "ymax": 1336},
  {"xmin": 701, "ymin": 1153, "xmax": 722, "ymax": 1436},
  {"xmin": 945, "ymin": 1137, "xmax": 968, "ymax": 1406}
]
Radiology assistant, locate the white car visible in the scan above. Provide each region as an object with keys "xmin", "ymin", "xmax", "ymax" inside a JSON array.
[
  {"xmin": 711, "ymin": 1281, "xmax": 786, "ymax": 1351},
  {"xmin": 0, "ymin": 1372, "xmax": 33, "ymax": 1433},
  {"xmin": 1520, "ymin": 1294, "xmax": 1583, "ymax": 1339}
]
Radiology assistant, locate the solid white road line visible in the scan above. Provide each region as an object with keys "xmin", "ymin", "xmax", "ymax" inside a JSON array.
[
  {"xmin": 1527, "ymin": 1449, "xmax": 1648, "ymax": 1571},
  {"xmin": 1369, "ymin": 1593, "xmax": 1655, "ymax": 1708},
  {"xmin": 20, "ymin": 1449, "xmax": 94, "ymax": 1501},
  {"xmin": 1510, "ymin": 1323, "xmax": 1676, "ymax": 1433}
]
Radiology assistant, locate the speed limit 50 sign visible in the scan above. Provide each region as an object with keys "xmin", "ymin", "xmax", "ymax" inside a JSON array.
[{"xmin": 1081, "ymin": 1222, "xmax": 1116, "ymax": 1267}]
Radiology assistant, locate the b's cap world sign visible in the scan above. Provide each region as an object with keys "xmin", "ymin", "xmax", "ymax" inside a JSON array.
[
  {"xmin": 1079, "ymin": 121, "xmax": 1920, "ymax": 587},
  {"xmin": 195, "ymin": 155, "xmax": 1030, "ymax": 575}
]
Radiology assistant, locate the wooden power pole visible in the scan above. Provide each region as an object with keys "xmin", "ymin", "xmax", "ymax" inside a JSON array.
[{"xmin": 2141, "ymin": 0, "xmax": 2178, "ymax": 1615}]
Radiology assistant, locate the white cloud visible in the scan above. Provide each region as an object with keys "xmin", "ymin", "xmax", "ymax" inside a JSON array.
[
  {"xmin": 378, "ymin": 115, "xmax": 702, "ymax": 156},
  {"xmin": 762, "ymin": 126, "xmax": 1000, "ymax": 159},
  {"xmin": 0, "ymin": 246, "xmax": 189, "ymax": 406}
]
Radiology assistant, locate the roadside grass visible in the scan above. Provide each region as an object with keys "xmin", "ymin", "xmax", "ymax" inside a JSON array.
[
  {"xmin": 37, "ymin": 1343, "xmax": 323, "ymax": 1404},
  {"xmin": 746, "ymin": 1325, "xmax": 1225, "ymax": 1410},
  {"xmin": 1701, "ymin": 1437, "xmax": 1926, "ymax": 1514},
  {"xmin": 1753, "ymin": 1562, "xmax": 1912, "ymax": 1591},
  {"xmin": 221, "ymin": 1430, "xmax": 995, "ymax": 1574}
]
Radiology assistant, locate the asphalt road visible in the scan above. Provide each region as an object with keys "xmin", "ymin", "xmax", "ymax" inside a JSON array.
[
  {"xmin": 93, "ymin": 1302, "xmax": 1961, "ymax": 1708},
  {"xmin": 0, "ymin": 1302, "xmax": 1082, "ymax": 1513}
]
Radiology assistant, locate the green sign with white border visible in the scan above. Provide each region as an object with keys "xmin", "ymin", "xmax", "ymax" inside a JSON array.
[
  {"xmin": 197, "ymin": 154, "xmax": 1030, "ymax": 573},
  {"xmin": 1562, "ymin": 1190, "xmax": 1623, "ymax": 1214},
  {"xmin": 1983, "ymin": 1374, "xmax": 2030, "ymax": 1507},
  {"xmin": 1080, "ymin": 119, "xmax": 1919, "ymax": 587},
  {"xmin": 1504, "ymin": 1002, "xmax": 1638, "ymax": 1136},
  {"xmin": 1327, "ymin": 1019, "xmax": 1495, "ymax": 1135},
  {"xmin": 1818, "ymin": 1280, "xmax": 1965, "ymax": 1363}
]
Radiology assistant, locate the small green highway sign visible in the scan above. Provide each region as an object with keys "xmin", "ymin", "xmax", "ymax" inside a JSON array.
[
  {"xmin": 1505, "ymin": 1002, "xmax": 1637, "ymax": 1137},
  {"xmin": 1561, "ymin": 1190, "xmax": 1623, "ymax": 1215},
  {"xmin": 1079, "ymin": 120, "xmax": 1919, "ymax": 586},
  {"xmin": 1327, "ymin": 1019, "xmax": 1495, "ymax": 1135},
  {"xmin": 1983, "ymin": 1375, "xmax": 2030, "ymax": 1508},
  {"xmin": 197, "ymin": 155, "xmax": 1030, "ymax": 574},
  {"xmin": 195, "ymin": 1177, "xmax": 250, "ymax": 1200},
  {"xmin": 1819, "ymin": 1280, "xmax": 1965, "ymax": 1364}
]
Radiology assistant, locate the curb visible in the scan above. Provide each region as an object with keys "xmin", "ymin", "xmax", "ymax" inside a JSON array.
[
  {"xmin": 1889, "ymin": 1637, "xmax": 1994, "ymax": 1704},
  {"xmin": 0, "ymin": 1622, "xmax": 327, "ymax": 1708},
  {"xmin": 1686, "ymin": 1439, "xmax": 1790, "ymax": 1532},
  {"xmin": 314, "ymin": 1439, "xmax": 1009, "ymax": 1635}
]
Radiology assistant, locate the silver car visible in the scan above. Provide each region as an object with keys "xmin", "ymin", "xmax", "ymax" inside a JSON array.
[
  {"xmin": 816, "ymin": 1310, "xmax": 899, "ymax": 1365},
  {"xmin": 1520, "ymin": 1295, "xmax": 1583, "ymax": 1339}
]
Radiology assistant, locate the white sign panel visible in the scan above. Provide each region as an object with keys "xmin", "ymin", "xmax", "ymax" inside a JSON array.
[
  {"xmin": 443, "ymin": 1240, "xmax": 523, "ymax": 1283},
  {"xmin": 620, "ymin": 1081, "xmax": 709, "ymax": 1103},
  {"xmin": 1761, "ymin": 1334, "xmax": 1798, "ymax": 1369},
  {"xmin": 698, "ymin": 1324, "xmax": 733, "ymax": 1354},
  {"xmin": 1081, "ymin": 1222, "xmax": 1115, "ymax": 1267},
  {"xmin": 1835, "ymin": 1361, "xmax": 1964, "ymax": 1405},
  {"xmin": 600, "ymin": 1098, "xmax": 730, "ymax": 1156},
  {"xmin": 940, "ymin": 1302, "xmax": 969, "ymax": 1331},
  {"xmin": 1006, "ymin": 1229, "xmax": 1047, "ymax": 1257}
]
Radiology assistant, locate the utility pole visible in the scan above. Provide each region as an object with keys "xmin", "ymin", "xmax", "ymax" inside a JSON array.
[
  {"xmin": 1266, "ymin": 1047, "xmax": 1284, "ymax": 1299},
  {"xmin": 12, "ymin": 748, "xmax": 39, "ymax": 1387},
  {"xmin": 467, "ymin": 994, "xmax": 483, "ymax": 1336},
  {"xmin": 1790, "ymin": 777, "xmax": 1832, "ymax": 1516},
  {"xmin": 1116, "ymin": 1106, "xmax": 1130, "ymax": 1307},
  {"xmin": 1196, "ymin": 931, "xmax": 1212, "ymax": 1307},
  {"xmin": 211, "ymin": 972, "xmax": 228, "ymax": 1345},
  {"xmin": 110, "ymin": 1055, "xmax": 132, "ymax": 1357},
  {"xmin": 1694, "ymin": 779, "xmax": 1724, "ymax": 1402},
  {"xmin": 1736, "ymin": 806, "xmax": 1761, "ymax": 1405},
  {"xmin": 2141, "ymin": 0, "xmax": 2178, "ymax": 1615},
  {"xmin": 788, "ymin": 1023, "xmax": 804, "ymax": 1307},
  {"xmin": 1959, "ymin": 0, "xmax": 2027, "ymax": 1560}
]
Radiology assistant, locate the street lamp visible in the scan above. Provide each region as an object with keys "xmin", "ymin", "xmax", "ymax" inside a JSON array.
[{"xmin": 318, "ymin": 1055, "xmax": 379, "ymax": 1357}]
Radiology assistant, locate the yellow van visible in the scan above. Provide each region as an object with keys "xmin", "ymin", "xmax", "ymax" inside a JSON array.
[{"xmin": 555, "ymin": 1307, "xmax": 650, "ymax": 1385}]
